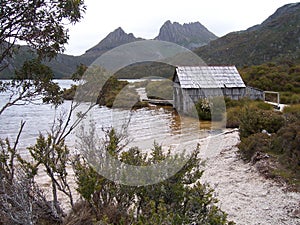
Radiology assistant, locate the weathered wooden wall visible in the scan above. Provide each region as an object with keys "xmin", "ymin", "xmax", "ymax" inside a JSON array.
[
  {"xmin": 245, "ymin": 86, "xmax": 264, "ymax": 100},
  {"xmin": 173, "ymin": 72, "xmax": 264, "ymax": 113}
]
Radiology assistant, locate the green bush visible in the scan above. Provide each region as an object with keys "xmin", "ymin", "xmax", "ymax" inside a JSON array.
[
  {"xmin": 237, "ymin": 107, "xmax": 300, "ymax": 189},
  {"xmin": 195, "ymin": 97, "xmax": 225, "ymax": 121},
  {"xmin": 195, "ymin": 98, "xmax": 211, "ymax": 120},
  {"xmin": 62, "ymin": 84, "xmax": 77, "ymax": 100},
  {"xmin": 238, "ymin": 133, "xmax": 271, "ymax": 161},
  {"xmin": 272, "ymin": 122, "xmax": 300, "ymax": 172},
  {"xmin": 281, "ymin": 92, "xmax": 300, "ymax": 104},
  {"xmin": 226, "ymin": 106, "xmax": 242, "ymax": 128},
  {"xmin": 72, "ymin": 128, "xmax": 234, "ymax": 224},
  {"xmin": 97, "ymin": 76, "xmax": 137, "ymax": 108},
  {"xmin": 225, "ymin": 97, "xmax": 249, "ymax": 108},
  {"xmin": 239, "ymin": 107, "xmax": 284, "ymax": 138},
  {"xmin": 240, "ymin": 61, "xmax": 300, "ymax": 93},
  {"xmin": 283, "ymin": 104, "xmax": 300, "ymax": 115},
  {"xmin": 251, "ymin": 101, "xmax": 273, "ymax": 110}
]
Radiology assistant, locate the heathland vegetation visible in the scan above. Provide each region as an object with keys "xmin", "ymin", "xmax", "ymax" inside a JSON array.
[
  {"xmin": 195, "ymin": 95, "xmax": 300, "ymax": 191},
  {"xmin": 1, "ymin": 1, "xmax": 300, "ymax": 224},
  {"xmin": 0, "ymin": 2, "xmax": 233, "ymax": 225}
]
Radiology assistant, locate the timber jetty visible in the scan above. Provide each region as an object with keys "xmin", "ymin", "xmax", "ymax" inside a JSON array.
[{"xmin": 136, "ymin": 87, "xmax": 173, "ymax": 106}]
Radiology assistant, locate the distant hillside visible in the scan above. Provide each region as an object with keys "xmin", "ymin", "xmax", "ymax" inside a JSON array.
[
  {"xmin": 0, "ymin": 45, "xmax": 82, "ymax": 79},
  {"xmin": 49, "ymin": 27, "xmax": 144, "ymax": 78},
  {"xmin": 3, "ymin": 2, "xmax": 300, "ymax": 79},
  {"xmin": 0, "ymin": 45, "xmax": 34, "ymax": 79},
  {"xmin": 0, "ymin": 21, "xmax": 218, "ymax": 79},
  {"xmin": 194, "ymin": 3, "xmax": 300, "ymax": 66},
  {"xmin": 155, "ymin": 21, "xmax": 217, "ymax": 50}
]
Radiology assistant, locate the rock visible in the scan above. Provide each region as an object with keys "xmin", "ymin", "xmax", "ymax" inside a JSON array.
[
  {"xmin": 155, "ymin": 20, "xmax": 217, "ymax": 49},
  {"xmin": 291, "ymin": 208, "xmax": 300, "ymax": 218},
  {"xmin": 251, "ymin": 151, "xmax": 269, "ymax": 164},
  {"xmin": 84, "ymin": 27, "xmax": 143, "ymax": 57}
]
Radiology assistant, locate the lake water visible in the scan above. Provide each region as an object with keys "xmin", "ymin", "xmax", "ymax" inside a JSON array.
[{"xmin": 0, "ymin": 80, "xmax": 211, "ymax": 157}]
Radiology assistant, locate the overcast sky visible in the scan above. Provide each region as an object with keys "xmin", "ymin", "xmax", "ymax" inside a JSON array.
[{"xmin": 64, "ymin": 0, "xmax": 297, "ymax": 56}]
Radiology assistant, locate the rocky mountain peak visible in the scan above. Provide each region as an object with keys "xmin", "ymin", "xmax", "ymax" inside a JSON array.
[
  {"xmin": 84, "ymin": 27, "xmax": 141, "ymax": 56},
  {"xmin": 155, "ymin": 20, "xmax": 217, "ymax": 49}
]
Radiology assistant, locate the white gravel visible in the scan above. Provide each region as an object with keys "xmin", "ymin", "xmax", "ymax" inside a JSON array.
[{"xmin": 199, "ymin": 130, "xmax": 300, "ymax": 225}]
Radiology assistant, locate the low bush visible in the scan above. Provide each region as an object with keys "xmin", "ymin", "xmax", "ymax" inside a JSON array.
[
  {"xmin": 250, "ymin": 101, "xmax": 273, "ymax": 110},
  {"xmin": 225, "ymin": 97, "xmax": 249, "ymax": 108},
  {"xmin": 62, "ymin": 85, "xmax": 77, "ymax": 100},
  {"xmin": 195, "ymin": 98, "xmax": 211, "ymax": 120},
  {"xmin": 238, "ymin": 133, "xmax": 271, "ymax": 161},
  {"xmin": 195, "ymin": 97, "xmax": 226, "ymax": 121},
  {"xmin": 239, "ymin": 107, "xmax": 284, "ymax": 138},
  {"xmin": 272, "ymin": 122, "xmax": 300, "ymax": 173},
  {"xmin": 226, "ymin": 106, "xmax": 242, "ymax": 128},
  {"xmin": 237, "ymin": 108, "xmax": 300, "ymax": 190},
  {"xmin": 72, "ymin": 129, "xmax": 234, "ymax": 224},
  {"xmin": 283, "ymin": 104, "xmax": 300, "ymax": 119}
]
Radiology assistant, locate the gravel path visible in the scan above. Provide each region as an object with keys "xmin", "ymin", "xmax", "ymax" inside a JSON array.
[{"xmin": 199, "ymin": 130, "xmax": 300, "ymax": 225}]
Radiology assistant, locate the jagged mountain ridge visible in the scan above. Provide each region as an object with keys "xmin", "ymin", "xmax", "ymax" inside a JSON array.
[
  {"xmin": 195, "ymin": 3, "xmax": 300, "ymax": 66},
  {"xmin": 84, "ymin": 27, "xmax": 143, "ymax": 57},
  {"xmin": 155, "ymin": 20, "xmax": 217, "ymax": 49},
  {"xmin": 1, "ymin": 2, "xmax": 299, "ymax": 78},
  {"xmin": 80, "ymin": 21, "xmax": 216, "ymax": 63}
]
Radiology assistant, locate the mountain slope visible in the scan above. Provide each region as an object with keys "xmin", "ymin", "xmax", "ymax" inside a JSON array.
[
  {"xmin": 50, "ymin": 27, "xmax": 143, "ymax": 77},
  {"xmin": 155, "ymin": 21, "xmax": 217, "ymax": 49},
  {"xmin": 194, "ymin": 3, "xmax": 300, "ymax": 66},
  {"xmin": 81, "ymin": 27, "xmax": 143, "ymax": 63}
]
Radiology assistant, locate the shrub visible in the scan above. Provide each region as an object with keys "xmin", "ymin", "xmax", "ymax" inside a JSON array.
[
  {"xmin": 226, "ymin": 106, "xmax": 242, "ymax": 128},
  {"xmin": 250, "ymin": 101, "xmax": 273, "ymax": 110},
  {"xmin": 225, "ymin": 97, "xmax": 253, "ymax": 109},
  {"xmin": 195, "ymin": 98, "xmax": 211, "ymax": 120},
  {"xmin": 195, "ymin": 97, "xmax": 225, "ymax": 121},
  {"xmin": 62, "ymin": 84, "xmax": 77, "ymax": 100},
  {"xmin": 283, "ymin": 104, "xmax": 300, "ymax": 113},
  {"xmin": 239, "ymin": 107, "xmax": 284, "ymax": 138},
  {"xmin": 72, "ymin": 128, "xmax": 234, "ymax": 224},
  {"xmin": 238, "ymin": 133, "xmax": 271, "ymax": 161},
  {"xmin": 283, "ymin": 104, "xmax": 300, "ymax": 122},
  {"xmin": 272, "ymin": 122, "xmax": 300, "ymax": 172}
]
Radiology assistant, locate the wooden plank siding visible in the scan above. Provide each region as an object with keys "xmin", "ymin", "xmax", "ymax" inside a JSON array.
[{"xmin": 173, "ymin": 66, "xmax": 264, "ymax": 113}]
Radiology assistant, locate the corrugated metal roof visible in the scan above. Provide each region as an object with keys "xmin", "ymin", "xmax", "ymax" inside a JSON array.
[{"xmin": 175, "ymin": 66, "xmax": 246, "ymax": 89}]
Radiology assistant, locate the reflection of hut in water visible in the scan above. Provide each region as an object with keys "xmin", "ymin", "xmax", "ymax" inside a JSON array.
[{"xmin": 173, "ymin": 66, "xmax": 264, "ymax": 113}]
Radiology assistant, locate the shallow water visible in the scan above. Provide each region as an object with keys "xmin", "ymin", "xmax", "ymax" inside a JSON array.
[{"xmin": 0, "ymin": 80, "xmax": 214, "ymax": 157}]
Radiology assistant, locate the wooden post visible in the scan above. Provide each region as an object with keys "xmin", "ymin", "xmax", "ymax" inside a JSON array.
[{"xmin": 263, "ymin": 91, "xmax": 280, "ymax": 105}]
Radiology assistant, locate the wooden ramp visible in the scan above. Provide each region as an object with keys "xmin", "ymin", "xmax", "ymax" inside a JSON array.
[{"xmin": 146, "ymin": 99, "xmax": 174, "ymax": 106}]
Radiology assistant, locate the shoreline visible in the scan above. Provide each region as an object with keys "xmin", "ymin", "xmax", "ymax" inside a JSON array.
[
  {"xmin": 199, "ymin": 130, "xmax": 300, "ymax": 225},
  {"xmin": 36, "ymin": 129, "xmax": 300, "ymax": 224}
]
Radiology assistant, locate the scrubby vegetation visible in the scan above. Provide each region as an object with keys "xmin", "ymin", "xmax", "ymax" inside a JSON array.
[
  {"xmin": 236, "ymin": 104, "xmax": 300, "ymax": 190},
  {"xmin": 193, "ymin": 95, "xmax": 300, "ymax": 190},
  {"xmin": 66, "ymin": 128, "xmax": 234, "ymax": 225},
  {"xmin": 194, "ymin": 97, "xmax": 272, "ymax": 123},
  {"xmin": 0, "ymin": 125, "xmax": 235, "ymax": 224},
  {"xmin": 96, "ymin": 76, "xmax": 138, "ymax": 108},
  {"xmin": 62, "ymin": 75, "xmax": 147, "ymax": 109},
  {"xmin": 194, "ymin": 97, "xmax": 225, "ymax": 121},
  {"xmin": 239, "ymin": 61, "xmax": 300, "ymax": 104}
]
